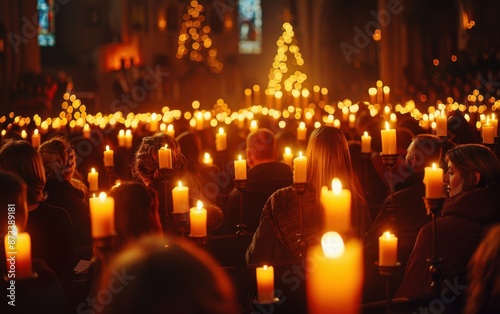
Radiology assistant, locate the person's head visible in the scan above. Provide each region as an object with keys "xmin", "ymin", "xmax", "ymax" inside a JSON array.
[
  {"xmin": 131, "ymin": 132, "xmax": 186, "ymax": 185},
  {"xmin": 0, "ymin": 140, "xmax": 46, "ymax": 205},
  {"xmin": 405, "ymin": 134, "xmax": 443, "ymax": 173},
  {"xmin": 176, "ymin": 131, "xmax": 202, "ymax": 170},
  {"xmin": 0, "ymin": 171, "xmax": 28, "ymax": 235},
  {"xmin": 246, "ymin": 128, "xmax": 277, "ymax": 168},
  {"xmin": 465, "ymin": 224, "xmax": 500, "ymax": 314},
  {"xmin": 108, "ymin": 182, "xmax": 162, "ymax": 248},
  {"xmin": 444, "ymin": 144, "xmax": 500, "ymax": 197},
  {"xmin": 99, "ymin": 235, "xmax": 239, "ymax": 314},
  {"xmin": 38, "ymin": 137, "xmax": 76, "ymax": 182}
]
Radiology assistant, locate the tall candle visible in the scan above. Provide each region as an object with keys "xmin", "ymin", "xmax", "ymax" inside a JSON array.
[
  {"xmin": 361, "ymin": 131, "xmax": 372, "ymax": 153},
  {"xmin": 149, "ymin": 113, "xmax": 159, "ymax": 132},
  {"xmin": 283, "ymin": 147, "xmax": 293, "ymax": 168},
  {"xmin": 31, "ymin": 129, "xmax": 41, "ymax": 148},
  {"xmin": 297, "ymin": 122, "xmax": 307, "ymax": 141},
  {"xmin": 383, "ymin": 86, "xmax": 390, "ymax": 105},
  {"xmin": 118, "ymin": 129, "xmax": 125, "ymax": 147},
  {"xmin": 202, "ymin": 152, "xmax": 213, "ymax": 166},
  {"xmin": 293, "ymin": 151, "xmax": 307, "ymax": 183},
  {"xmin": 245, "ymin": 88, "xmax": 252, "ymax": 107},
  {"xmin": 423, "ymin": 163, "xmax": 444, "ymax": 198},
  {"xmin": 125, "ymin": 130, "xmax": 133, "ymax": 149},
  {"xmin": 482, "ymin": 121, "xmax": 494, "ymax": 144},
  {"xmin": 307, "ymin": 232, "xmax": 363, "ymax": 314},
  {"xmin": 83, "ymin": 124, "xmax": 91, "ymax": 139},
  {"xmin": 166, "ymin": 124, "xmax": 175, "ymax": 138},
  {"xmin": 379, "ymin": 231, "xmax": 398, "ymax": 266},
  {"xmin": 4, "ymin": 232, "xmax": 33, "ymax": 279},
  {"xmin": 103, "ymin": 145, "xmax": 114, "ymax": 167},
  {"xmin": 436, "ymin": 113, "xmax": 447, "ymax": 137},
  {"xmin": 381, "ymin": 121, "xmax": 397, "ymax": 155},
  {"xmin": 215, "ymin": 127, "xmax": 227, "ymax": 151},
  {"xmin": 234, "ymin": 155, "xmax": 247, "ymax": 180},
  {"xmin": 249, "ymin": 120, "xmax": 259, "ymax": 133},
  {"xmin": 320, "ymin": 178, "xmax": 352, "ymax": 233},
  {"xmin": 256, "ymin": 265, "xmax": 275, "ymax": 303},
  {"xmin": 158, "ymin": 145, "xmax": 173, "ymax": 169},
  {"xmin": 89, "ymin": 192, "xmax": 115, "ymax": 238},
  {"xmin": 87, "ymin": 168, "xmax": 98, "ymax": 192},
  {"xmin": 172, "ymin": 181, "xmax": 189, "ymax": 213},
  {"xmin": 195, "ymin": 112, "xmax": 204, "ymax": 130},
  {"xmin": 190, "ymin": 200, "xmax": 207, "ymax": 237}
]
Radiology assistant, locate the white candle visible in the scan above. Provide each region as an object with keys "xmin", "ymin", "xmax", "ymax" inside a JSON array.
[
  {"xmin": 149, "ymin": 113, "xmax": 159, "ymax": 132},
  {"xmin": 256, "ymin": 265, "xmax": 275, "ymax": 303},
  {"xmin": 215, "ymin": 127, "xmax": 227, "ymax": 151},
  {"xmin": 234, "ymin": 155, "xmax": 247, "ymax": 180},
  {"xmin": 125, "ymin": 130, "xmax": 133, "ymax": 149},
  {"xmin": 381, "ymin": 121, "xmax": 397, "ymax": 155},
  {"xmin": 103, "ymin": 145, "xmax": 114, "ymax": 167},
  {"xmin": 190, "ymin": 200, "xmax": 207, "ymax": 237},
  {"xmin": 89, "ymin": 192, "xmax": 115, "ymax": 238},
  {"xmin": 293, "ymin": 151, "xmax": 307, "ymax": 183},
  {"xmin": 158, "ymin": 145, "xmax": 173, "ymax": 169},
  {"xmin": 436, "ymin": 113, "xmax": 447, "ymax": 137},
  {"xmin": 379, "ymin": 231, "xmax": 398, "ymax": 266},
  {"xmin": 118, "ymin": 129, "xmax": 125, "ymax": 147},
  {"xmin": 361, "ymin": 131, "xmax": 371, "ymax": 153},
  {"xmin": 320, "ymin": 178, "xmax": 352, "ymax": 233},
  {"xmin": 83, "ymin": 124, "xmax": 91, "ymax": 139},
  {"xmin": 283, "ymin": 147, "xmax": 293, "ymax": 168},
  {"xmin": 482, "ymin": 120, "xmax": 494, "ymax": 144},
  {"xmin": 249, "ymin": 120, "xmax": 259, "ymax": 133},
  {"xmin": 4, "ymin": 231, "xmax": 33, "ymax": 279},
  {"xmin": 166, "ymin": 124, "xmax": 175, "ymax": 138},
  {"xmin": 31, "ymin": 129, "xmax": 41, "ymax": 148},
  {"xmin": 491, "ymin": 114, "xmax": 498, "ymax": 137},
  {"xmin": 423, "ymin": 163, "xmax": 444, "ymax": 198},
  {"xmin": 87, "ymin": 168, "xmax": 98, "ymax": 192},
  {"xmin": 297, "ymin": 122, "xmax": 307, "ymax": 141},
  {"xmin": 172, "ymin": 181, "xmax": 189, "ymax": 213}
]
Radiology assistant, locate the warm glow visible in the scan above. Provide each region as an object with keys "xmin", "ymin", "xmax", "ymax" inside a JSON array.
[
  {"xmin": 99, "ymin": 192, "xmax": 107, "ymax": 200},
  {"xmin": 432, "ymin": 163, "xmax": 437, "ymax": 170},
  {"xmin": 364, "ymin": 131, "xmax": 368, "ymax": 137},
  {"xmin": 299, "ymin": 151, "xmax": 303, "ymax": 158},
  {"xmin": 331, "ymin": 178, "xmax": 342, "ymax": 194},
  {"xmin": 383, "ymin": 231, "xmax": 392, "ymax": 239},
  {"xmin": 321, "ymin": 231, "xmax": 345, "ymax": 258},
  {"xmin": 196, "ymin": 200, "xmax": 204, "ymax": 210},
  {"xmin": 219, "ymin": 127, "xmax": 224, "ymax": 134},
  {"xmin": 91, "ymin": 167, "xmax": 96, "ymax": 173},
  {"xmin": 385, "ymin": 121, "xmax": 390, "ymax": 130},
  {"xmin": 285, "ymin": 147, "xmax": 291, "ymax": 154},
  {"xmin": 178, "ymin": 181, "xmax": 183, "ymax": 188},
  {"xmin": 106, "ymin": 145, "xmax": 110, "ymax": 151}
]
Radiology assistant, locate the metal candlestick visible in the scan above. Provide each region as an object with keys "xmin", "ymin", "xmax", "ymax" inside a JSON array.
[
  {"xmin": 380, "ymin": 153, "xmax": 399, "ymax": 204},
  {"xmin": 423, "ymin": 197, "xmax": 445, "ymax": 297},
  {"xmin": 293, "ymin": 182, "xmax": 308, "ymax": 258},
  {"xmin": 234, "ymin": 179, "xmax": 248, "ymax": 237},
  {"xmin": 158, "ymin": 167, "xmax": 173, "ymax": 219},
  {"xmin": 376, "ymin": 262, "xmax": 402, "ymax": 314}
]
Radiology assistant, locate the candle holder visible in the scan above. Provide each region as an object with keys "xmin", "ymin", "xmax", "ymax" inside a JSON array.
[
  {"xmin": 423, "ymin": 197, "xmax": 445, "ymax": 297},
  {"xmin": 188, "ymin": 234, "xmax": 208, "ymax": 246},
  {"xmin": 105, "ymin": 166, "xmax": 114, "ymax": 188},
  {"xmin": 375, "ymin": 262, "xmax": 402, "ymax": 314},
  {"xmin": 293, "ymin": 182, "xmax": 308, "ymax": 257},
  {"xmin": 172, "ymin": 212, "xmax": 190, "ymax": 237},
  {"xmin": 234, "ymin": 179, "xmax": 248, "ymax": 237},
  {"xmin": 158, "ymin": 167, "xmax": 173, "ymax": 218}
]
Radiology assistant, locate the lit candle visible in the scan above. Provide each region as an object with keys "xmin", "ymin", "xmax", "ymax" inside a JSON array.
[
  {"xmin": 166, "ymin": 124, "xmax": 175, "ymax": 138},
  {"xmin": 307, "ymin": 232, "xmax": 363, "ymax": 314},
  {"xmin": 482, "ymin": 120, "xmax": 494, "ymax": 144},
  {"xmin": 256, "ymin": 265, "xmax": 275, "ymax": 303},
  {"xmin": 83, "ymin": 124, "xmax": 91, "ymax": 139},
  {"xmin": 293, "ymin": 151, "xmax": 307, "ymax": 183},
  {"xmin": 117, "ymin": 129, "xmax": 125, "ymax": 147},
  {"xmin": 158, "ymin": 145, "xmax": 173, "ymax": 169},
  {"xmin": 31, "ymin": 129, "xmax": 41, "ymax": 148},
  {"xmin": 297, "ymin": 122, "xmax": 307, "ymax": 141},
  {"xmin": 195, "ymin": 112, "xmax": 204, "ymax": 130},
  {"xmin": 87, "ymin": 168, "xmax": 98, "ymax": 192},
  {"xmin": 383, "ymin": 86, "xmax": 390, "ymax": 105},
  {"xmin": 4, "ymin": 231, "xmax": 33, "ymax": 279},
  {"xmin": 253, "ymin": 85, "xmax": 261, "ymax": 104},
  {"xmin": 376, "ymin": 80, "xmax": 383, "ymax": 104},
  {"xmin": 368, "ymin": 87, "xmax": 377, "ymax": 104},
  {"xmin": 89, "ymin": 192, "xmax": 115, "ymax": 238},
  {"xmin": 380, "ymin": 121, "xmax": 397, "ymax": 155},
  {"xmin": 423, "ymin": 163, "xmax": 444, "ymax": 198},
  {"xmin": 103, "ymin": 145, "xmax": 114, "ymax": 167},
  {"xmin": 361, "ymin": 131, "xmax": 372, "ymax": 153},
  {"xmin": 282, "ymin": 147, "xmax": 293, "ymax": 168},
  {"xmin": 234, "ymin": 155, "xmax": 247, "ymax": 180},
  {"xmin": 190, "ymin": 200, "xmax": 207, "ymax": 237},
  {"xmin": 125, "ymin": 130, "xmax": 133, "ymax": 149},
  {"xmin": 249, "ymin": 120, "xmax": 259, "ymax": 133},
  {"xmin": 436, "ymin": 112, "xmax": 447, "ymax": 137},
  {"xmin": 320, "ymin": 178, "xmax": 352, "ymax": 233},
  {"xmin": 275, "ymin": 91, "xmax": 282, "ymax": 110},
  {"xmin": 149, "ymin": 113, "xmax": 159, "ymax": 132},
  {"xmin": 245, "ymin": 88, "xmax": 252, "ymax": 107},
  {"xmin": 202, "ymin": 152, "xmax": 213, "ymax": 166},
  {"xmin": 21, "ymin": 130, "xmax": 27, "ymax": 139},
  {"xmin": 215, "ymin": 127, "xmax": 227, "ymax": 151},
  {"xmin": 491, "ymin": 114, "xmax": 498, "ymax": 138},
  {"xmin": 379, "ymin": 231, "xmax": 398, "ymax": 266},
  {"xmin": 172, "ymin": 181, "xmax": 189, "ymax": 213}
]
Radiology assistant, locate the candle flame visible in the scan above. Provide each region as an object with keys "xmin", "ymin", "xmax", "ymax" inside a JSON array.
[
  {"xmin": 285, "ymin": 147, "xmax": 291, "ymax": 154},
  {"xmin": 204, "ymin": 152, "xmax": 210, "ymax": 160},
  {"xmin": 119, "ymin": 129, "xmax": 124, "ymax": 135},
  {"xmin": 299, "ymin": 151, "xmax": 303, "ymax": 158},
  {"xmin": 432, "ymin": 163, "xmax": 437, "ymax": 170},
  {"xmin": 106, "ymin": 145, "xmax": 110, "ymax": 151},
  {"xmin": 167, "ymin": 124, "xmax": 174, "ymax": 131},
  {"xmin": 91, "ymin": 167, "xmax": 96, "ymax": 173},
  {"xmin": 250, "ymin": 120, "xmax": 258, "ymax": 128},
  {"xmin": 331, "ymin": 178, "xmax": 342, "ymax": 194},
  {"xmin": 126, "ymin": 129, "xmax": 132, "ymax": 136},
  {"xmin": 299, "ymin": 122, "xmax": 306, "ymax": 129},
  {"xmin": 84, "ymin": 124, "xmax": 90, "ymax": 130},
  {"xmin": 492, "ymin": 113, "xmax": 496, "ymax": 121},
  {"xmin": 363, "ymin": 131, "xmax": 368, "ymax": 137},
  {"xmin": 178, "ymin": 181, "xmax": 183, "ymax": 188},
  {"xmin": 34, "ymin": 129, "xmax": 39, "ymax": 135},
  {"xmin": 385, "ymin": 121, "xmax": 390, "ymax": 130},
  {"xmin": 219, "ymin": 127, "xmax": 224, "ymax": 134},
  {"xmin": 99, "ymin": 192, "xmax": 107, "ymax": 200},
  {"xmin": 263, "ymin": 265, "xmax": 268, "ymax": 270},
  {"xmin": 197, "ymin": 200, "xmax": 204, "ymax": 210},
  {"xmin": 321, "ymin": 231, "xmax": 345, "ymax": 259},
  {"xmin": 383, "ymin": 231, "xmax": 393, "ymax": 239},
  {"xmin": 152, "ymin": 113, "xmax": 157, "ymax": 120},
  {"xmin": 238, "ymin": 154, "xmax": 242, "ymax": 161},
  {"xmin": 164, "ymin": 144, "xmax": 168, "ymax": 149}
]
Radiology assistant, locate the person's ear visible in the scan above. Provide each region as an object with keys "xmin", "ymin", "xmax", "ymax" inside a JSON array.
[{"xmin": 472, "ymin": 171, "xmax": 481, "ymax": 186}]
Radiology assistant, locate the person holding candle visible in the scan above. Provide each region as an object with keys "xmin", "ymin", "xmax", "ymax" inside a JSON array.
[
  {"xmin": 0, "ymin": 140, "xmax": 74, "ymax": 293},
  {"xmin": 396, "ymin": 144, "xmax": 500, "ymax": 299},
  {"xmin": 0, "ymin": 171, "xmax": 66, "ymax": 314},
  {"xmin": 38, "ymin": 137, "xmax": 92, "ymax": 261},
  {"xmin": 218, "ymin": 128, "xmax": 293, "ymax": 235},
  {"xmin": 247, "ymin": 126, "xmax": 370, "ymax": 265},
  {"xmin": 131, "ymin": 132, "xmax": 222, "ymax": 234}
]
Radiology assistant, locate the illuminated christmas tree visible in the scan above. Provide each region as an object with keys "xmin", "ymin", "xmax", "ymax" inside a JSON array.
[{"xmin": 176, "ymin": 0, "xmax": 223, "ymax": 73}]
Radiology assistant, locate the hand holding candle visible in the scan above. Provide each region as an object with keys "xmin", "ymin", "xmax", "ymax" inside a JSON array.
[
  {"xmin": 379, "ymin": 231, "xmax": 398, "ymax": 266},
  {"xmin": 423, "ymin": 163, "xmax": 444, "ymax": 198},
  {"xmin": 256, "ymin": 265, "xmax": 275, "ymax": 303},
  {"xmin": 190, "ymin": 200, "xmax": 207, "ymax": 237}
]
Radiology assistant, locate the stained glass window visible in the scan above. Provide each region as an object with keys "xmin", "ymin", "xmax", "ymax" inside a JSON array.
[
  {"xmin": 238, "ymin": 0, "xmax": 262, "ymax": 54},
  {"xmin": 38, "ymin": 0, "xmax": 55, "ymax": 46}
]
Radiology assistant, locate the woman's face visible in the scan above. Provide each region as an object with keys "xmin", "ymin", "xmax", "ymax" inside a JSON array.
[{"xmin": 444, "ymin": 161, "xmax": 464, "ymax": 197}]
